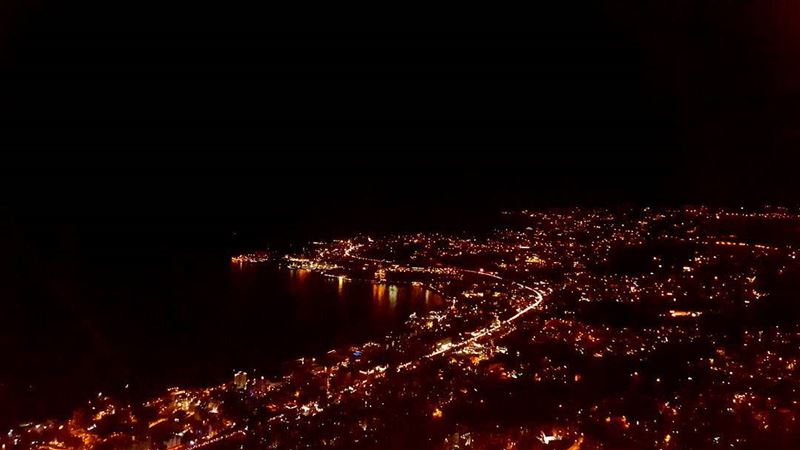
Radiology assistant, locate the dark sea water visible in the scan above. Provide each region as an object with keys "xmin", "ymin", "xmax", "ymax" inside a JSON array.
[{"xmin": 0, "ymin": 254, "xmax": 443, "ymax": 428}]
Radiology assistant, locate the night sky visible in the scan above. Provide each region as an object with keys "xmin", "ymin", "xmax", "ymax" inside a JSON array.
[{"xmin": 1, "ymin": 1, "xmax": 800, "ymax": 238}]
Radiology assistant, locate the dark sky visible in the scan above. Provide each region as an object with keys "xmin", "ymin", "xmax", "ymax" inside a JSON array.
[{"xmin": 1, "ymin": 1, "xmax": 799, "ymax": 236}]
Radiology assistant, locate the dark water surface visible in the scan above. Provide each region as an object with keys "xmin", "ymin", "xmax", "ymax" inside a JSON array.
[{"xmin": 0, "ymin": 255, "xmax": 442, "ymax": 428}]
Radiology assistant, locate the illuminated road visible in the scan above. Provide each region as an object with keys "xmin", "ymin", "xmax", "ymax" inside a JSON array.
[
  {"xmin": 342, "ymin": 246, "xmax": 547, "ymax": 368},
  {"xmin": 183, "ymin": 429, "xmax": 245, "ymax": 450},
  {"xmin": 413, "ymin": 271, "xmax": 544, "ymax": 361},
  {"xmin": 258, "ymin": 247, "xmax": 547, "ymax": 435}
]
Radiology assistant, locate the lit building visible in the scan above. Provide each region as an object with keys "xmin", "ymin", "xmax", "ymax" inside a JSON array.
[
  {"xmin": 254, "ymin": 376, "xmax": 282, "ymax": 395},
  {"xmin": 233, "ymin": 371, "xmax": 248, "ymax": 390}
]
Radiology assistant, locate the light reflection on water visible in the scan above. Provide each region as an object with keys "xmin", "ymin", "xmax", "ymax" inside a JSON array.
[
  {"xmin": 285, "ymin": 267, "xmax": 444, "ymax": 320},
  {"xmin": 372, "ymin": 283, "xmax": 386, "ymax": 305},
  {"xmin": 369, "ymin": 283, "xmax": 401, "ymax": 310},
  {"xmin": 259, "ymin": 267, "xmax": 444, "ymax": 346}
]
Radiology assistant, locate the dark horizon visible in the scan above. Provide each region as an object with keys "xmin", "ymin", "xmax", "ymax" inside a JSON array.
[{"xmin": 1, "ymin": 148, "xmax": 798, "ymax": 266}]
